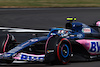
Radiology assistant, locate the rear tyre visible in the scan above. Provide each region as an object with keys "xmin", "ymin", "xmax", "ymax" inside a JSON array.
[
  {"xmin": 1, "ymin": 34, "xmax": 16, "ymax": 52},
  {"xmin": 45, "ymin": 36, "xmax": 71, "ymax": 64},
  {"xmin": 0, "ymin": 34, "xmax": 16, "ymax": 64}
]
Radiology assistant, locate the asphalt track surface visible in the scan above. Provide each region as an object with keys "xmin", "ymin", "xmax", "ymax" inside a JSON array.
[{"xmin": 0, "ymin": 8, "xmax": 100, "ymax": 67}]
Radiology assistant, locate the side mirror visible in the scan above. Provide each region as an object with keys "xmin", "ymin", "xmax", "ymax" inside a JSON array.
[{"xmin": 96, "ymin": 21, "xmax": 100, "ymax": 27}]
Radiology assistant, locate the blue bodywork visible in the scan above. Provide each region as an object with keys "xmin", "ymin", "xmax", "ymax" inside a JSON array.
[{"xmin": 0, "ymin": 22, "xmax": 99, "ymax": 59}]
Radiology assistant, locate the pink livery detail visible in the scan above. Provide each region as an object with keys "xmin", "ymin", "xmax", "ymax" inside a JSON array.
[
  {"xmin": 96, "ymin": 21, "xmax": 100, "ymax": 27},
  {"xmin": 3, "ymin": 34, "xmax": 9, "ymax": 52},
  {"xmin": 76, "ymin": 39, "xmax": 100, "ymax": 55},
  {"xmin": 45, "ymin": 36, "xmax": 53, "ymax": 53},
  {"xmin": 13, "ymin": 53, "xmax": 45, "ymax": 62},
  {"xmin": 0, "ymin": 53, "xmax": 45, "ymax": 62}
]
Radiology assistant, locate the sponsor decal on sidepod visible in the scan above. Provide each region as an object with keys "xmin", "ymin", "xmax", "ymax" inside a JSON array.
[{"xmin": 89, "ymin": 41, "xmax": 100, "ymax": 53}]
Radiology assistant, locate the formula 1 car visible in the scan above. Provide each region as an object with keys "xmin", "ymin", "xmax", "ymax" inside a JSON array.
[{"xmin": 0, "ymin": 17, "xmax": 100, "ymax": 65}]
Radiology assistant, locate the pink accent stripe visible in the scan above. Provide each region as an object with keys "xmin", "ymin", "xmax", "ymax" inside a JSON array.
[
  {"xmin": 0, "ymin": 52, "xmax": 45, "ymax": 60},
  {"xmin": 45, "ymin": 36, "xmax": 53, "ymax": 54},
  {"xmin": 0, "ymin": 53, "xmax": 3, "ymax": 55},
  {"xmin": 13, "ymin": 53, "xmax": 21, "ymax": 59},
  {"xmin": 13, "ymin": 57, "xmax": 20, "ymax": 60},
  {"xmin": 3, "ymin": 34, "xmax": 9, "ymax": 52},
  {"xmin": 13, "ymin": 53, "xmax": 45, "ymax": 60}
]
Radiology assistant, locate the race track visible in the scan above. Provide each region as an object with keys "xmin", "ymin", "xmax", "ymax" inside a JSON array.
[
  {"xmin": 1, "ymin": 8, "xmax": 100, "ymax": 29},
  {"xmin": 0, "ymin": 8, "xmax": 100, "ymax": 67}
]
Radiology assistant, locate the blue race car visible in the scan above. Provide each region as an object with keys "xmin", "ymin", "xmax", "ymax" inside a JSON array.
[{"xmin": 0, "ymin": 17, "xmax": 100, "ymax": 64}]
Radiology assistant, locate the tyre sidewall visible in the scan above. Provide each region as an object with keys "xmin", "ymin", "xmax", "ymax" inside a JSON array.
[{"xmin": 57, "ymin": 38, "xmax": 71, "ymax": 64}]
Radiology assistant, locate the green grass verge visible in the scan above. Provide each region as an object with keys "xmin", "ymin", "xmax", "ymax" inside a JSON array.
[{"xmin": 0, "ymin": 0, "xmax": 100, "ymax": 8}]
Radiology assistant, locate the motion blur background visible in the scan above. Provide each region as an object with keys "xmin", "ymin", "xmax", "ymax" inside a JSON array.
[
  {"xmin": 0, "ymin": 0, "xmax": 100, "ymax": 67},
  {"xmin": 0, "ymin": 0, "xmax": 100, "ymax": 8}
]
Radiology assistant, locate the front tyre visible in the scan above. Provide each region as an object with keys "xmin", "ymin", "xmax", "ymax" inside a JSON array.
[
  {"xmin": 45, "ymin": 36, "xmax": 72, "ymax": 64},
  {"xmin": 57, "ymin": 38, "xmax": 71, "ymax": 64}
]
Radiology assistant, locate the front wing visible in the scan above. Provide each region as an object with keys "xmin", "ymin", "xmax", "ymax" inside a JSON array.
[{"xmin": 0, "ymin": 36, "xmax": 48, "ymax": 63}]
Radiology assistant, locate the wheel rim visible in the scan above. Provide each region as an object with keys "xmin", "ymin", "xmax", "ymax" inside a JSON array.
[
  {"xmin": 57, "ymin": 38, "xmax": 71, "ymax": 64},
  {"xmin": 61, "ymin": 44, "xmax": 69, "ymax": 58}
]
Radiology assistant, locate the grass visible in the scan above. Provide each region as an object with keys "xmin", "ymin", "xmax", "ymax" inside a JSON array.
[{"xmin": 0, "ymin": 0, "xmax": 100, "ymax": 8}]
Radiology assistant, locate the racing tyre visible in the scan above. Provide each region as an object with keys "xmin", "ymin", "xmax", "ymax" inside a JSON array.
[
  {"xmin": 45, "ymin": 36, "xmax": 72, "ymax": 64},
  {"xmin": 1, "ymin": 34, "xmax": 16, "ymax": 52},
  {"xmin": 0, "ymin": 34, "xmax": 16, "ymax": 64}
]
